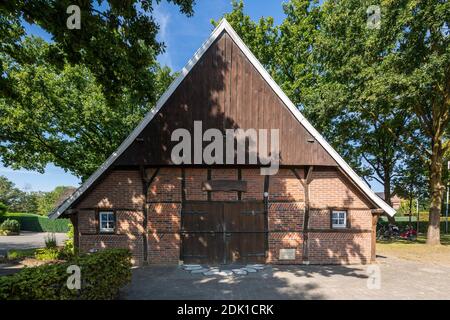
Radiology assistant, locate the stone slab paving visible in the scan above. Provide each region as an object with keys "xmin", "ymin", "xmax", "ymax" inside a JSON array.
[
  {"xmin": 121, "ymin": 256, "xmax": 450, "ymax": 300},
  {"xmin": 181, "ymin": 264, "xmax": 265, "ymax": 276}
]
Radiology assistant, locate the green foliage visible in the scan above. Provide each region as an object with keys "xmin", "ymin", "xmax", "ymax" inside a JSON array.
[
  {"xmin": 0, "ymin": 175, "xmax": 76, "ymax": 216},
  {"xmin": 0, "ymin": 37, "xmax": 177, "ymax": 179},
  {"xmin": 0, "ymin": 202, "xmax": 7, "ymax": 216},
  {"xmin": 1, "ymin": 0, "xmax": 188, "ymax": 180},
  {"xmin": 0, "ymin": 249, "xmax": 132, "ymax": 300},
  {"xmin": 315, "ymin": 0, "xmax": 449, "ymax": 243},
  {"xmin": 62, "ymin": 223, "xmax": 75, "ymax": 256},
  {"xmin": 394, "ymin": 154, "xmax": 429, "ymax": 214},
  {"xmin": 6, "ymin": 249, "xmax": 37, "ymax": 261},
  {"xmin": 0, "ymin": 175, "xmax": 39, "ymax": 213},
  {"xmin": 36, "ymin": 186, "xmax": 74, "ymax": 216},
  {"xmin": 0, "ymin": 218, "xmax": 20, "ymax": 233},
  {"xmin": 34, "ymin": 248, "xmax": 60, "ymax": 261},
  {"xmin": 1, "ymin": 1, "xmax": 194, "ymax": 106},
  {"xmin": 44, "ymin": 233, "xmax": 57, "ymax": 249},
  {"xmin": 0, "ymin": 212, "xmax": 70, "ymax": 233}
]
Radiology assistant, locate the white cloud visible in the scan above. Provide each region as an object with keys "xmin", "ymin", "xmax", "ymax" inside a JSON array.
[{"xmin": 154, "ymin": 4, "xmax": 173, "ymax": 69}]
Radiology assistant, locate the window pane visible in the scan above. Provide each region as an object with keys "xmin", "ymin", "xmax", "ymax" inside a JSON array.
[
  {"xmin": 332, "ymin": 211, "xmax": 347, "ymax": 228},
  {"xmin": 99, "ymin": 212, "xmax": 114, "ymax": 231}
]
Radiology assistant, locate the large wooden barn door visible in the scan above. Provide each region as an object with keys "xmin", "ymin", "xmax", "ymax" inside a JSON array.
[
  {"xmin": 181, "ymin": 202, "xmax": 224, "ymax": 264},
  {"xmin": 181, "ymin": 201, "xmax": 266, "ymax": 264},
  {"xmin": 223, "ymin": 202, "xmax": 266, "ymax": 264}
]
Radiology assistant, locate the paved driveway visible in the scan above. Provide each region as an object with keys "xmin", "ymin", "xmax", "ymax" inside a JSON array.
[
  {"xmin": 0, "ymin": 231, "xmax": 67, "ymax": 255},
  {"xmin": 121, "ymin": 255, "xmax": 450, "ymax": 300}
]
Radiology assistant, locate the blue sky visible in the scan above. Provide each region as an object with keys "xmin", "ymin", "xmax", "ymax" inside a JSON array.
[{"xmin": 1, "ymin": 0, "xmax": 383, "ymax": 192}]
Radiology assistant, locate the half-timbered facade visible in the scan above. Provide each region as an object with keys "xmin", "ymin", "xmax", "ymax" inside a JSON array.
[{"xmin": 51, "ymin": 20, "xmax": 395, "ymax": 266}]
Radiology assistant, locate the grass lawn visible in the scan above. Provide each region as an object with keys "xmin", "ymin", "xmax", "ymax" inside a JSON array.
[{"xmin": 377, "ymin": 233, "xmax": 450, "ymax": 266}]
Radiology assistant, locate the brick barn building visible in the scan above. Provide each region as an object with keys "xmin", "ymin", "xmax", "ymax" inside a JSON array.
[{"xmin": 51, "ymin": 20, "xmax": 395, "ymax": 266}]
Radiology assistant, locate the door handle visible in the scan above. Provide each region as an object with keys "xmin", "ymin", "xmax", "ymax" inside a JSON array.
[{"xmin": 225, "ymin": 233, "xmax": 232, "ymax": 237}]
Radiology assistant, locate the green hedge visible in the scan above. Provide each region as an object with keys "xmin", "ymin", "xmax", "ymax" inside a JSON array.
[
  {"xmin": 0, "ymin": 213, "xmax": 70, "ymax": 233},
  {"xmin": 0, "ymin": 249, "xmax": 132, "ymax": 300}
]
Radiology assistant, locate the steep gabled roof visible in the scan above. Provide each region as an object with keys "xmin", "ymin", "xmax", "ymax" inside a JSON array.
[{"xmin": 50, "ymin": 19, "xmax": 395, "ymax": 219}]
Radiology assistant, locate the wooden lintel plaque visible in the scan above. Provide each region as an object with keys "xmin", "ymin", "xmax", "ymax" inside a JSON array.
[{"xmin": 202, "ymin": 180, "xmax": 247, "ymax": 192}]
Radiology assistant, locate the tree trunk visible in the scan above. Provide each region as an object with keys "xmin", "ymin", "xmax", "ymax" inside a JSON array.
[
  {"xmin": 409, "ymin": 196, "xmax": 413, "ymax": 224},
  {"xmin": 384, "ymin": 175, "xmax": 396, "ymax": 224},
  {"xmin": 427, "ymin": 136, "xmax": 444, "ymax": 245}
]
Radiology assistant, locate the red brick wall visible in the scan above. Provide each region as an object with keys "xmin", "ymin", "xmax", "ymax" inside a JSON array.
[
  {"xmin": 74, "ymin": 167, "xmax": 375, "ymax": 266},
  {"xmin": 75, "ymin": 170, "xmax": 145, "ymax": 265},
  {"xmin": 185, "ymin": 168, "xmax": 208, "ymax": 201},
  {"xmin": 268, "ymin": 202, "xmax": 304, "ymax": 231},
  {"xmin": 305, "ymin": 169, "xmax": 373, "ymax": 264},
  {"xmin": 77, "ymin": 170, "xmax": 144, "ymax": 209},
  {"xmin": 309, "ymin": 169, "xmax": 372, "ymax": 209},
  {"xmin": 79, "ymin": 234, "xmax": 144, "ymax": 265},
  {"xmin": 307, "ymin": 232, "xmax": 372, "ymax": 264},
  {"xmin": 76, "ymin": 209, "xmax": 144, "ymax": 264},
  {"xmin": 267, "ymin": 232, "xmax": 303, "ymax": 264},
  {"xmin": 268, "ymin": 169, "xmax": 304, "ymax": 202},
  {"xmin": 266, "ymin": 169, "xmax": 305, "ymax": 263},
  {"xmin": 147, "ymin": 203, "xmax": 181, "ymax": 264},
  {"xmin": 241, "ymin": 169, "xmax": 264, "ymax": 200},
  {"xmin": 148, "ymin": 168, "xmax": 181, "ymax": 202},
  {"xmin": 147, "ymin": 168, "xmax": 182, "ymax": 264}
]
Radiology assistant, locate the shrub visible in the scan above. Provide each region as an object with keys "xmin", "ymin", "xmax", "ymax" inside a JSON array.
[
  {"xmin": 0, "ymin": 202, "xmax": 7, "ymax": 216},
  {"xmin": 35, "ymin": 248, "xmax": 60, "ymax": 261},
  {"xmin": 0, "ymin": 219, "xmax": 20, "ymax": 234},
  {"xmin": 60, "ymin": 224, "xmax": 75, "ymax": 258},
  {"xmin": 0, "ymin": 249, "xmax": 132, "ymax": 300},
  {"xmin": 45, "ymin": 233, "xmax": 57, "ymax": 249}
]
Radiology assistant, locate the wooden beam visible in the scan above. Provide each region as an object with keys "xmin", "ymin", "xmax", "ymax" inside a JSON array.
[
  {"xmin": 292, "ymin": 167, "xmax": 314, "ymax": 264},
  {"xmin": 140, "ymin": 167, "xmax": 159, "ymax": 265},
  {"xmin": 371, "ymin": 211, "xmax": 382, "ymax": 263},
  {"xmin": 202, "ymin": 180, "xmax": 247, "ymax": 192},
  {"xmin": 305, "ymin": 166, "xmax": 314, "ymax": 184}
]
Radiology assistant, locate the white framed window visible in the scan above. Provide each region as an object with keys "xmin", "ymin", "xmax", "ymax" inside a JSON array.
[
  {"xmin": 99, "ymin": 211, "xmax": 115, "ymax": 233},
  {"xmin": 331, "ymin": 210, "xmax": 347, "ymax": 229}
]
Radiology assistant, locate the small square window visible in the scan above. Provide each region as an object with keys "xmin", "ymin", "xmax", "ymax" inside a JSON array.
[
  {"xmin": 331, "ymin": 210, "xmax": 347, "ymax": 229},
  {"xmin": 99, "ymin": 211, "xmax": 115, "ymax": 233}
]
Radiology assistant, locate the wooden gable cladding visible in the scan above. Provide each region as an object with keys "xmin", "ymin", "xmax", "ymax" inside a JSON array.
[{"xmin": 114, "ymin": 31, "xmax": 337, "ymax": 167}]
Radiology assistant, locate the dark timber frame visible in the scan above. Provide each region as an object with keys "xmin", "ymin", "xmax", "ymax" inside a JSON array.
[
  {"xmin": 141, "ymin": 167, "xmax": 159, "ymax": 264},
  {"xmin": 293, "ymin": 166, "xmax": 314, "ymax": 262}
]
